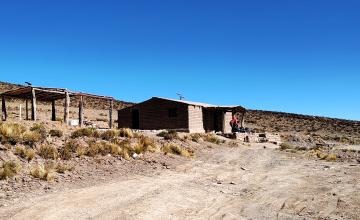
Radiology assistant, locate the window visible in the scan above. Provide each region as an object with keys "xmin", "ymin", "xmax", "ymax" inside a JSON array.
[{"xmin": 168, "ymin": 108, "xmax": 177, "ymax": 118}]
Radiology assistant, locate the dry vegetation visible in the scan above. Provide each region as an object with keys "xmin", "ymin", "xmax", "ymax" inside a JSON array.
[{"xmin": 247, "ymin": 110, "xmax": 360, "ymax": 145}]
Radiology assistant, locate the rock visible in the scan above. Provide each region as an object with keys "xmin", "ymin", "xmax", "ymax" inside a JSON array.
[{"xmin": 132, "ymin": 153, "xmax": 139, "ymax": 160}]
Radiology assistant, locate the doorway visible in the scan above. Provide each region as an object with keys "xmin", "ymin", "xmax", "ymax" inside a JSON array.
[{"xmin": 132, "ymin": 109, "xmax": 140, "ymax": 129}]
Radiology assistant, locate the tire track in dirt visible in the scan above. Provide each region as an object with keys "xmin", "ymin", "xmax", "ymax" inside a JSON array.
[{"xmin": 0, "ymin": 143, "xmax": 359, "ymax": 220}]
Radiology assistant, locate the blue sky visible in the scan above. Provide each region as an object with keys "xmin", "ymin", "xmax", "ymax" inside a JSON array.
[{"xmin": 0, "ymin": 0, "xmax": 359, "ymax": 120}]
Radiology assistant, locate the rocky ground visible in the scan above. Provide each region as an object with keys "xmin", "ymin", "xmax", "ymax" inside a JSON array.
[{"xmin": 0, "ymin": 142, "xmax": 359, "ymax": 219}]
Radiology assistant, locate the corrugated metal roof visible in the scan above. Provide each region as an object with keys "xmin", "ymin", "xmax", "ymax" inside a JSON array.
[{"xmin": 153, "ymin": 97, "xmax": 244, "ymax": 109}]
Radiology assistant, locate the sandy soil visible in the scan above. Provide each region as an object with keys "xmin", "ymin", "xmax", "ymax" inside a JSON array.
[{"xmin": 0, "ymin": 143, "xmax": 359, "ymax": 220}]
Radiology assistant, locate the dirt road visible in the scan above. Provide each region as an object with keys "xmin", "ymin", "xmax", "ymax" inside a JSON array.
[{"xmin": 1, "ymin": 144, "xmax": 359, "ymax": 220}]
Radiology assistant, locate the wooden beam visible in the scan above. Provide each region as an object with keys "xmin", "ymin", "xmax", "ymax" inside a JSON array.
[
  {"xmin": 31, "ymin": 88, "xmax": 37, "ymax": 121},
  {"xmin": 240, "ymin": 112, "xmax": 246, "ymax": 128},
  {"xmin": 52, "ymin": 100, "xmax": 56, "ymax": 121},
  {"xmin": 109, "ymin": 99, "xmax": 113, "ymax": 129},
  {"xmin": 1, "ymin": 96, "xmax": 7, "ymax": 121},
  {"xmin": 79, "ymin": 96, "xmax": 84, "ymax": 127},
  {"xmin": 64, "ymin": 91, "xmax": 70, "ymax": 125},
  {"xmin": 25, "ymin": 100, "xmax": 29, "ymax": 120}
]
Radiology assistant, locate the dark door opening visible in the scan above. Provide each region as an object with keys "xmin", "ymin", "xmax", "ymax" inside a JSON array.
[
  {"xmin": 213, "ymin": 111, "xmax": 221, "ymax": 132},
  {"xmin": 132, "ymin": 110, "xmax": 140, "ymax": 129}
]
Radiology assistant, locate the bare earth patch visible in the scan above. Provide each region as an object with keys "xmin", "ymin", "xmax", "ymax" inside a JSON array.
[{"xmin": 0, "ymin": 143, "xmax": 359, "ymax": 220}]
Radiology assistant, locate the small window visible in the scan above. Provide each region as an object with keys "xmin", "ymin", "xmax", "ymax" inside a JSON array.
[{"xmin": 168, "ymin": 108, "xmax": 177, "ymax": 118}]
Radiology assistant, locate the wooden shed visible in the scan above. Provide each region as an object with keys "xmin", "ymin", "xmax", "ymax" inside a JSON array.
[{"xmin": 118, "ymin": 97, "xmax": 246, "ymax": 133}]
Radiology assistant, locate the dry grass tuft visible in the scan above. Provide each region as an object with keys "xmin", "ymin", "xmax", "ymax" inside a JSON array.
[
  {"xmin": 55, "ymin": 163, "xmax": 75, "ymax": 174},
  {"xmin": 203, "ymin": 134, "xmax": 224, "ymax": 145},
  {"xmin": 38, "ymin": 145, "xmax": 58, "ymax": 160},
  {"xmin": 49, "ymin": 129, "xmax": 63, "ymax": 138},
  {"xmin": 30, "ymin": 163, "xmax": 55, "ymax": 181},
  {"xmin": 0, "ymin": 161, "xmax": 22, "ymax": 180},
  {"xmin": 0, "ymin": 123, "xmax": 26, "ymax": 144},
  {"xmin": 15, "ymin": 146, "xmax": 36, "ymax": 162},
  {"xmin": 119, "ymin": 128, "xmax": 134, "ymax": 138},
  {"xmin": 134, "ymin": 135, "xmax": 157, "ymax": 154},
  {"xmin": 71, "ymin": 128, "xmax": 99, "ymax": 139},
  {"xmin": 161, "ymin": 143, "xmax": 193, "ymax": 157},
  {"xmin": 60, "ymin": 139, "xmax": 82, "ymax": 160},
  {"xmin": 23, "ymin": 131, "xmax": 42, "ymax": 147},
  {"xmin": 30, "ymin": 123, "xmax": 47, "ymax": 142},
  {"xmin": 316, "ymin": 152, "xmax": 338, "ymax": 161},
  {"xmin": 100, "ymin": 129, "xmax": 119, "ymax": 140},
  {"xmin": 157, "ymin": 130, "xmax": 179, "ymax": 140},
  {"xmin": 190, "ymin": 133, "xmax": 202, "ymax": 143},
  {"xmin": 87, "ymin": 141, "xmax": 121, "ymax": 157},
  {"xmin": 279, "ymin": 142, "xmax": 295, "ymax": 150}
]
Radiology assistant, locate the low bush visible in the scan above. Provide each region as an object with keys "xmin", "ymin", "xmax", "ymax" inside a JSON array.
[
  {"xmin": 100, "ymin": 129, "xmax": 119, "ymax": 140},
  {"xmin": 30, "ymin": 163, "xmax": 55, "ymax": 181},
  {"xmin": 59, "ymin": 140, "xmax": 81, "ymax": 160},
  {"xmin": 23, "ymin": 131, "xmax": 42, "ymax": 147},
  {"xmin": 30, "ymin": 123, "xmax": 47, "ymax": 142},
  {"xmin": 203, "ymin": 134, "xmax": 224, "ymax": 145},
  {"xmin": 71, "ymin": 128, "xmax": 99, "ymax": 139},
  {"xmin": 279, "ymin": 142, "xmax": 295, "ymax": 150},
  {"xmin": 157, "ymin": 130, "xmax": 179, "ymax": 140},
  {"xmin": 38, "ymin": 145, "xmax": 58, "ymax": 160},
  {"xmin": 317, "ymin": 152, "xmax": 338, "ymax": 161},
  {"xmin": 134, "ymin": 135, "xmax": 157, "ymax": 154},
  {"xmin": 0, "ymin": 161, "xmax": 21, "ymax": 180},
  {"xmin": 49, "ymin": 129, "xmax": 63, "ymax": 138},
  {"xmin": 161, "ymin": 144, "xmax": 193, "ymax": 157},
  {"xmin": 189, "ymin": 133, "xmax": 202, "ymax": 143},
  {"xmin": 0, "ymin": 123, "xmax": 26, "ymax": 144},
  {"xmin": 55, "ymin": 163, "xmax": 75, "ymax": 174},
  {"xmin": 118, "ymin": 128, "xmax": 134, "ymax": 138},
  {"xmin": 87, "ymin": 141, "xmax": 121, "ymax": 157},
  {"xmin": 15, "ymin": 146, "xmax": 36, "ymax": 162}
]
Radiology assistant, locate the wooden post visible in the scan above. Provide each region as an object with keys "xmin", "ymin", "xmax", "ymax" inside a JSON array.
[
  {"xmin": 1, "ymin": 96, "xmax": 7, "ymax": 121},
  {"xmin": 79, "ymin": 96, "xmax": 84, "ymax": 127},
  {"xmin": 51, "ymin": 100, "xmax": 56, "ymax": 121},
  {"xmin": 64, "ymin": 91, "xmax": 70, "ymax": 125},
  {"xmin": 241, "ymin": 111, "xmax": 246, "ymax": 128},
  {"xmin": 19, "ymin": 104, "xmax": 22, "ymax": 120},
  {"xmin": 25, "ymin": 100, "xmax": 29, "ymax": 120},
  {"xmin": 109, "ymin": 99, "xmax": 113, "ymax": 129},
  {"xmin": 31, "ymin": 88, "xmax": 37, "ymax": 121}
]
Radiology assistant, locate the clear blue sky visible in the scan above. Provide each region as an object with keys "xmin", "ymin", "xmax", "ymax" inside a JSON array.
[{"xmin": 0, "ymin": 0, "xmax": 359, "ymax": 120}]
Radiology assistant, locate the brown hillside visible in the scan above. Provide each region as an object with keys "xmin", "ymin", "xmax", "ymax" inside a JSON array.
[{"xmin": 246, "ymin": 110, "xmax": 360, "ymax": 144}]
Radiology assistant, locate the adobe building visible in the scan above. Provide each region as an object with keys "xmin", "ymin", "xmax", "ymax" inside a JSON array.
[{"xmin": 118, "ymin": 97, "xmax": 246, "ymax": 133}]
